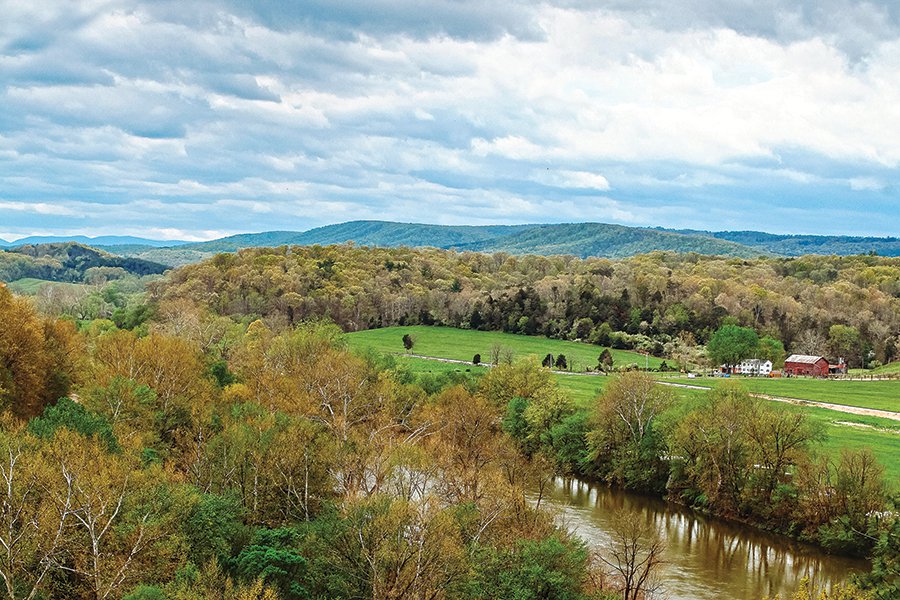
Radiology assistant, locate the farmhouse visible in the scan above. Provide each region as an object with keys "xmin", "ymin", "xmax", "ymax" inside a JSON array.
[
  {"xmin": 736, "ymin": 359, "xmax": 773, "ymax": 376},
  {"xmin": 784, "ymin": 354, "xmax": 829, "ymax": 377}
]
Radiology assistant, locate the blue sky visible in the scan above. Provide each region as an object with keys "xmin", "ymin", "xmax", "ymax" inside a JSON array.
[{"xmin": 1, "ymin": 0, "xmax": 899, "ymax": 241}]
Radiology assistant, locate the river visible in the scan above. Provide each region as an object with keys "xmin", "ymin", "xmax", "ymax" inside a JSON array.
[{"xmin": 540, "ymin": 477, "xmax": 869, "ymax": 600}]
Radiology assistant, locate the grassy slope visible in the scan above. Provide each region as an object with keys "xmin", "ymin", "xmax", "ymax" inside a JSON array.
[
  {"xmin": 346, "ymin": 325, "xmax": 664, "ymax": 371},
  {"xmin": 6, "ymin": 278, "xmax": 88, "ymax": 295},
  {"xmin": 870, "ymin": 362, "xmax": 900, "ymax": 375}
]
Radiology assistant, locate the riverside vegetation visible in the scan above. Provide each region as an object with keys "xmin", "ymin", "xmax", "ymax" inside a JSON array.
[{"xmin": 0, "ymin": 243, "xmax": 898, "ymax": 599}]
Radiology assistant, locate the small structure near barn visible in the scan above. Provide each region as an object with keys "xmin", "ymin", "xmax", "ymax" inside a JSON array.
[
  {"xmin": 784, "ymin": 354, "xmax": 829, "ymax": 377},
  {"xmin": 829, "ymin": 358, "xmax": 848, "ymax": 375}
]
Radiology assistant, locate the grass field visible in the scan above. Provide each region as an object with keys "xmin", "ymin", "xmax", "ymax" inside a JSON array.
[
  {"xmin": 6, "ymin": 278, "xmax": 87, "ymax": 295},
  {"xmin": 346, "ymin": 325, "xmax": 663, "ymax": 371},
  {"xmin": 682, "ymin": 376, "xmax": 900, "ymax": 413}
]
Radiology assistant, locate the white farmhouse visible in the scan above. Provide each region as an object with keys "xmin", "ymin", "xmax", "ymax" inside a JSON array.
[{"xmin": 736, "ymin": 358, "xmax": 773, "ymax": 376}]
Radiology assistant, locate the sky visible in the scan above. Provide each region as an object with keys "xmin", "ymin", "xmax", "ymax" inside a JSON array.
[{"xmin": 1, "ymin": 0, "xmax": 899, "ymax": 242}]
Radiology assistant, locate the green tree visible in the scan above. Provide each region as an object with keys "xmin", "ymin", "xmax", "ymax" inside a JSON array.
[
  {"xmin": 402, "ymin": 333, "xmax": 415, "ymax": 352},
  {"xmin": 234, "ymin": 528, "xmax": 309, "ymax": 600},
  {"xmin": 586, "ymin": 372, "xmax": 673, "ymax": 492},
  {"xmin": 707, "ymin": 324, "xmax": 760, "ymax": 368},
  {"xmin": 28, "ymin": 397, "xmax": 120, "ymax": 452},
  {"xmin": 828, "ymin": 325, "xmax": 862, "ymax": 366},
  {"xmin": 597, "ymin": 349, "xmax": 613, "ymax": 371},
  {"xmin": 554, "ymin": 354, "xmax": 568, "ymax": 370},
  {"xmin": 757, "ymin": 335, "xmax": 786, "ymax": 368},
  {"xmin": 465, "ymin": 536, "xmax": 594, "ymax": 600}
]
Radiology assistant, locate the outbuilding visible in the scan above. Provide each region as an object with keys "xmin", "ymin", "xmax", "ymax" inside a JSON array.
[{"xmin": 784, "ymin": 354, "xmax": 829, "ymax": 377}]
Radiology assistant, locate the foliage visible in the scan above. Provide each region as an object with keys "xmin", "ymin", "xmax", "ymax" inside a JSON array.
[
  {"xmin": 586, "ymin": 372, "xmax": 673, "ymax": 492},
  {"xmin": 464, "ymin": 536, "xmax": 596, "ymax": 600},
  {"xmin": 28, "ymin": 397, "xmax": 119, "ymax": 452},
  {"xmin": 156, "ymin": 244, "xmax": 900, "ymax": 365},
  {"xmin": 233, "ymin": 528, "xmax": 309, "ymax": 599},
  {"xmin": 0, "ymin": 242, "xmax": 166, "ymax": 283},
  {"xmin": 707, "ymin": 324, "xmax": 760, "ymax": 367},
  {"xmin": 0, "ymin": 285, "xmax": 82, "ymax": 418}
]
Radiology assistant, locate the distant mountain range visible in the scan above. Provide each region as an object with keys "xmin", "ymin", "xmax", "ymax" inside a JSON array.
[
  {"xmin": 4, "ymin": 221, "xmax": 899, "ymax": 271},
  {"xmin": 0, "ymin": 235, "xmax": 189, "ymax": 248}
]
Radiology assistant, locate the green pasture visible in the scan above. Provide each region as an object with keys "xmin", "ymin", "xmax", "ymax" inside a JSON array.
[
  {"xmin": 6, "ymin": 277, "xmax": 87, "ymax": 295},
  {"xmin": 346, "ymin": 325, "xmax": 663, "ymax": 371},
  {"xmin": 679, "ymin": 376, "xmax": 900, "ymax": 413}
]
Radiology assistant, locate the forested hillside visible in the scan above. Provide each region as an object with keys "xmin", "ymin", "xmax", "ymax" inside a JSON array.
[
  {"xmin": 153, "ymin": 245, "xmax": 900, "ymax": 367},
  {"xmin": 452, "ymin": 222, "xmax": 763, "ymax": 258},
  {"xmin": 0, "ymin": 243, "xmax": 168, "ymax": 283},
  {"xmin": 674, "ymin": 230, "xmax": 900, "ymax": 257}
]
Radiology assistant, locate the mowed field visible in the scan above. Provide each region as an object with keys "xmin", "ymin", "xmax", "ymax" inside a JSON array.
[
  {"xmin": 347, "ymin": 326, "xmax": 900, "ymax": 484},
  {"xmin": 6, "ymin": 277, "xmax": 87, "ymax": 295},
  {"xmin": 683, "ymin": 376, "xmax": 900, "ymax": 413},
  {"xmin": 346, "ymin": 325, "xmax": 663, "ymax": 371}
]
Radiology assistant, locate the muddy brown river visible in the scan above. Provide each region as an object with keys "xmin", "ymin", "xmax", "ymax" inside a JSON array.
[{"xmin": 541, "ymin": 478, "xmax": 869, "ymax": 600}]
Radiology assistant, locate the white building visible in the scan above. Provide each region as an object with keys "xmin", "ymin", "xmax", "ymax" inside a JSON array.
[{"xmin": 736, "ymin": 358, "xmax": 773, "ymax": 376}]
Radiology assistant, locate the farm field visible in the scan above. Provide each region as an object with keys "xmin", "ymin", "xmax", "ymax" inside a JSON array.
[
  {"xmin": 5, "ymin": 277, "xmax": 87, "ymax": 295},
  {"xmin": 681, "ymin": 376, "xmax": 900, "ymax": 413},
  {"xmin": 346, "ymin": 325, "xmax": 663, "ymax": 371}
]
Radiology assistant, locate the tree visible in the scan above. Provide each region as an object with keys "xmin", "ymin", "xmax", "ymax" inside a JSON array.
[
  {"xmin": 571, "ymin": 318, "xmax": 593, "ymax": 340},
  {"xmin": 586, "ymin": 372, "xmax": 673, "ymax": 491},
  {"xmin": 671, "ymin": 383, "xmax": 755, "ymax": 514},
  {"xmin": 757, "ymin": 336, "xmax": 786, "ymax": 368},
  {"xmin": 597, "ymin": 349, "xmax": 613, "ymax": 371},
  {"xmin": 466, "ymin": 536, "xmax": 595, "ymax": 600},
  {"xmin": 554, "ymin": 354, "xmax": 568, "ymax": 370},
  {"xmin": 473, "ymin": 354, "xmax": 481, "ymax": 365},
  {"xmin": 599, "ymin": 509, "xmax": 665, "ymax": 600},
  {"xmin": 794, "ymin": 329, "xmax": 826, "ymax": 355},
  {"xmin": 706, "ymin": 324, "xmax": 759, "ymax": 368},
  {"xmin": 234, "ymin": 528, "xmax": 309, "ymax": 600},
  {"xmin": 828, "ymin": 325, "xmax": 862, "ymax": 366},
  {"xmin": 542, "ymin": 353, "xmax": 554, "ymax": 368},
  {"xmin": 401, "ymin": 333, "xmax": 416, "ymax": 352},
  {"xmin": 0, "ymin": 286, "xmax": 80, "ymax": 419}
]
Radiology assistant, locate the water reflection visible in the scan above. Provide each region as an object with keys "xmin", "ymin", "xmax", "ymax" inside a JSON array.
[{"xmin": 542, "ymin": 477, "xmax": 868, "ymax": 600}]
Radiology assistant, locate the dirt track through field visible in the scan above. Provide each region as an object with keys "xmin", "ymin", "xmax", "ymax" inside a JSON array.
[{"xmin": 657, "ymin": 381, "xmax": 900, "ymax": 423}]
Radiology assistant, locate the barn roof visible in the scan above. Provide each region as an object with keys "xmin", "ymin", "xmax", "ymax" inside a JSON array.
[{"xmin": 785, "ymin": 354, "xmax": 825, "ymax": 364}]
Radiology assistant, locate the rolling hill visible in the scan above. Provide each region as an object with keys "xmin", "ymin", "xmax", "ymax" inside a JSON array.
[
  {"xmin": 0, "ymin": 243, "xmax": 169, "ymax": 283},
  {"xmin": 671, "ymin": 229, "xmax": 900, "ymax": 257},
  {"xmin": 452, "ymin": 222, "xmax": 763, "ymax": 258},
  {"xmin": 118, "ymin": 220, "xmax": 767, "ymax": 266}
]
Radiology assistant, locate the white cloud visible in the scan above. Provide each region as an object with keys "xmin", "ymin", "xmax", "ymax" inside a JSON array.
[
  {"xmin": 1, "ymin": 0, "xmax": 899, "ymax": 238},
  {"xmin": 0, "ymin": 201, "xmax": 77, "ymax": 216}
]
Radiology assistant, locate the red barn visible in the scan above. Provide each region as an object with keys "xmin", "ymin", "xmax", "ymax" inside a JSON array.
[{"xmin": 784, "ymin": 354, "xmax": 829, "ymax": 377}]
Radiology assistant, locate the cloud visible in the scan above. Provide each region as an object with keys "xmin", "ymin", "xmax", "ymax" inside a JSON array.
[
  {"xmin": 0, "ymin": 201, "xmax": 76, "ymax": 216},
  {"xmin": 0, "ymin": 0, "xmax": 898, "ymax": 239}
]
